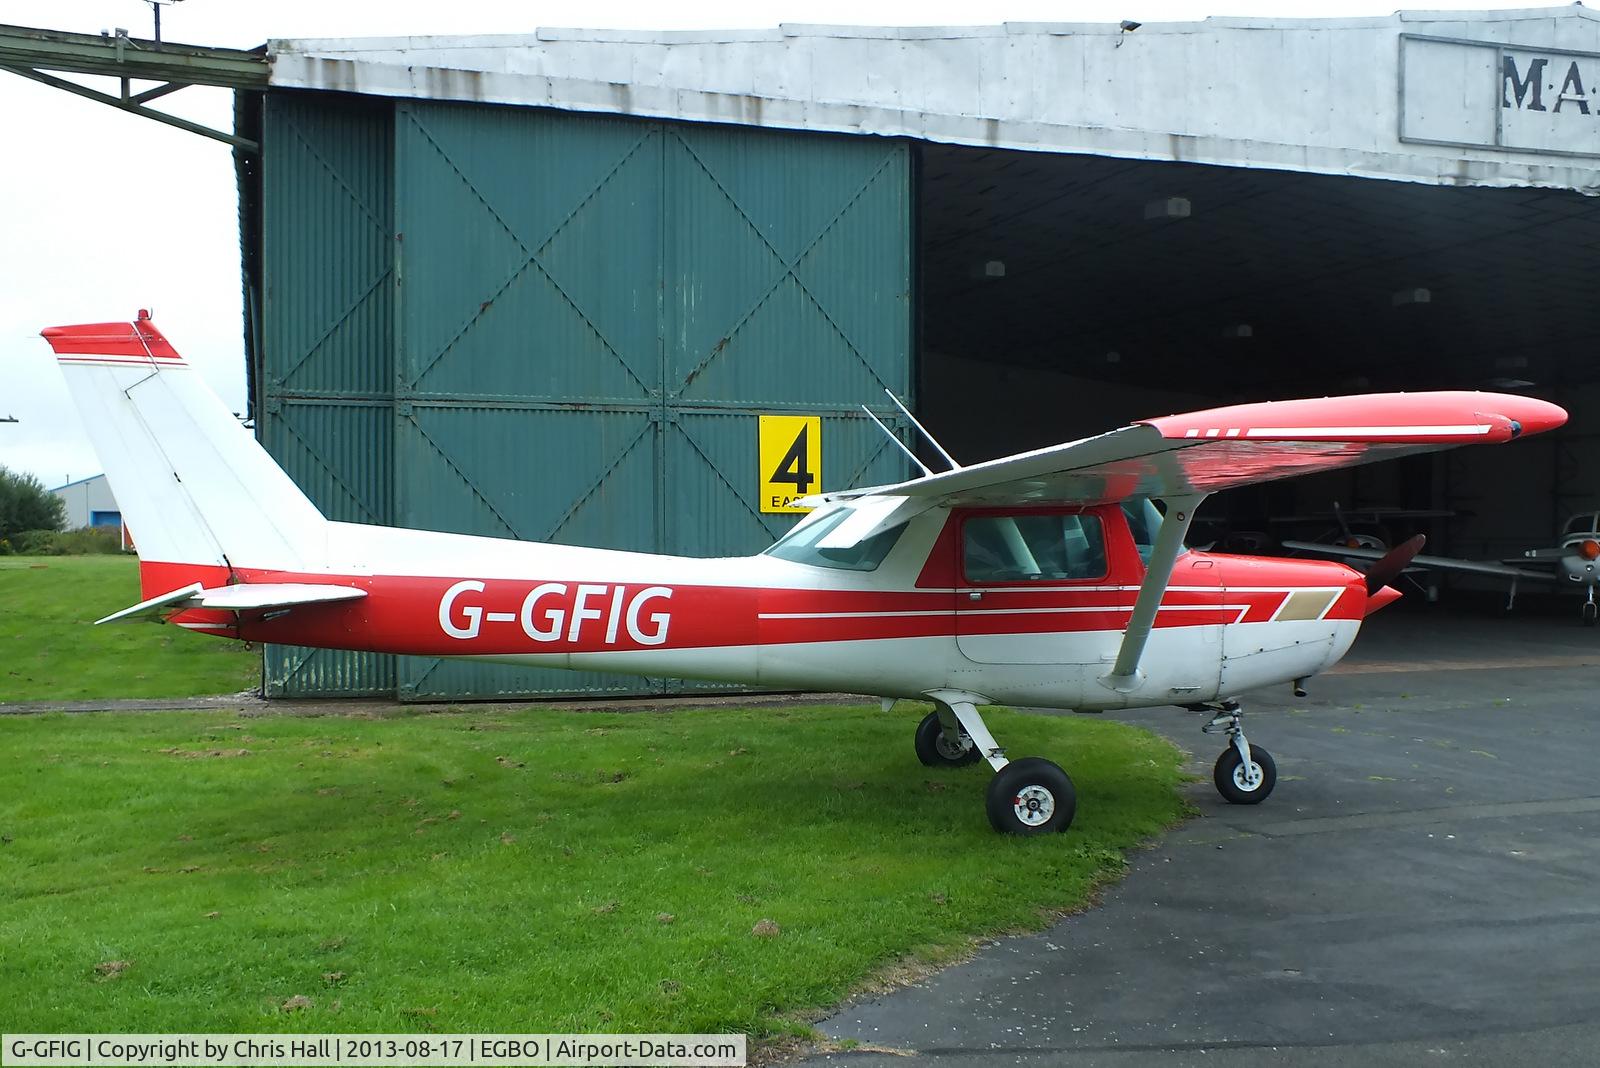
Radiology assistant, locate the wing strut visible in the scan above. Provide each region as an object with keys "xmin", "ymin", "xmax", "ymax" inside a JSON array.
[{"xmin": 1106, "ymin": 494, "xmax": 1206, "ymax": 688}]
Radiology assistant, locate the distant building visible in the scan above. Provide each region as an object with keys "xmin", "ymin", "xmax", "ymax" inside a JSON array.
[{"xmin": 50, "ymin": 473, "xmax": 120, "ymax": 530}]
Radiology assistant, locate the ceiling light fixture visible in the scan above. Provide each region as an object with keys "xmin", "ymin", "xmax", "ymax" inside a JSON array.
[
  {"xmin": 969, "ymin": 260, "xmax": 1006, "ymax": 280},
  {"xmin": 1144, "ymin": 197, "xmax": 1191, "ymax": 220}
]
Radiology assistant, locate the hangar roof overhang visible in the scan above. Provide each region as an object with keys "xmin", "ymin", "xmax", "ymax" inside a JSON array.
[
  {"xmin": 0, "ymin": 22, "xmax": 266, "ymax": 149},
  {"xmin": 270, "ymin": 6, "xmax": 1600, "ymax": 194}
]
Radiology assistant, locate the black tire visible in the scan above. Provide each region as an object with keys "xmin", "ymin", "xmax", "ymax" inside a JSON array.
[
  {"xmin": 1214, "ymin": 745, "xmax": 1277, "ymax": 804},
  {"xmin": 1584, "ymin": 602, "xmax": 1597, "ymax": 627},
  {"xmin": 914, "ymin": 711, "xmax": 982, "ymax": 767},
  {"xmin": 985, "ymin": 757, "xmax": 1076, "ymax": 835}
]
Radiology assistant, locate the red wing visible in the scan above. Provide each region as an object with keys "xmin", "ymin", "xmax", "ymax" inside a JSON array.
[{"xmin": 816, "ymin": 391, "xmax": 1567, "ymax": 507}]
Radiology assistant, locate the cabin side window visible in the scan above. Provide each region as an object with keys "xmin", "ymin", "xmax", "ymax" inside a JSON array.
[{"xmin": 962, "ymin": 513, "xmax": 1107, "ymax": 583}]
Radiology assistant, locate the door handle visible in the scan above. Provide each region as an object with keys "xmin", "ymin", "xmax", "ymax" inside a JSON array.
[{"xmin": 968, "ymin": 591, "xmax": 983, "ymax": 601}]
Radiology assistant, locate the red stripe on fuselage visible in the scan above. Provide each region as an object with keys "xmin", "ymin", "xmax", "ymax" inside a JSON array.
[{"xmin": 138, "ymin": 558, "xmax": 1365, "ymax": 657}]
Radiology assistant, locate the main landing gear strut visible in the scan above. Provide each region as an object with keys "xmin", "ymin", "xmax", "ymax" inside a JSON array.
[
  {"xmin": 915, "ymin": 690, "xmax": 1077, "ymax": 835},
  {"xmin": 1197, "ymin": 699, "xmax": 1277, "ymax": 804}
]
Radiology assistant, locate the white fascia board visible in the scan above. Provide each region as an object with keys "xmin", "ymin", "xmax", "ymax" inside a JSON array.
[
  {"xmin": 268, "ymin": 54, "xmax": 1600, "ymax": 194},
  {"xmin": 538, "ymin": 27, "xmax": 788, "ymax": 43},
  {"xmin": 1398, "ymin": 6, "xmax": 1600, "ymax": 23}
]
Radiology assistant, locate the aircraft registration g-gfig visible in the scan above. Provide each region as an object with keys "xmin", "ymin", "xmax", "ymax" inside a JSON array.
[{"xmin": 42, "ymin": 313, "xmax": 1568, "ymax": 835}]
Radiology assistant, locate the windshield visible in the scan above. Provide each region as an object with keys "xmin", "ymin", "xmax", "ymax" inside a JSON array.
[{"xmin": 765, "ymin": 510, "xmax": 907, "ymax": 571}]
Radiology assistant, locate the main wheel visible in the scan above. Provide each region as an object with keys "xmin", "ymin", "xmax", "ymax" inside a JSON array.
[
  {"xmin": 1214, "ymin": 745, "xmax": 1277, "ymax": 804},
  {"xmin": 914, "ymin": 711, "xmax": 982, "ymax": 767},
  {"xmin": 985, "ymin": 757, "xmax": 1076, "ymax": 835},
  {"xmin": 1584, "ymin": 602, "xmax": 1597, "ymax": 627}
]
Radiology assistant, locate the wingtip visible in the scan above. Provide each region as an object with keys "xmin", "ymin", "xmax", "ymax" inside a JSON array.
[
  {"xmin": 1144, "ymin": 390, "xmax": 1568, "ymax": 445},
  {"xmin": 1489, "ymin": 394, "xmax": 1567, "ymax": 438}
]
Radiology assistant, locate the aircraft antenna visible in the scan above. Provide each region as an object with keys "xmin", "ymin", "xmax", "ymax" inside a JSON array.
[
  {"xmin": 884, "ymin": 389, "xmax": 961, "ymax": 470},
  {"xmin": 860, "ymin": 405, "xmax": 934, "ymax": 477}
]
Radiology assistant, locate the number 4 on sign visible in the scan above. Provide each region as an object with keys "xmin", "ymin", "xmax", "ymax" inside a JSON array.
[
  {"xmin": 772, "ymin": 427, "xmax": 814, "ymax": 494},
  {"xmin": 758, "ymin": 415, "xmax": 822, "ymax": 514}
]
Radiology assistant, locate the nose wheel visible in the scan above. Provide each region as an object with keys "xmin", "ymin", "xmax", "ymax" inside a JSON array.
[{"xmin": 1201, "ymin": 701, "xmax": 1277, "ymax": 804}]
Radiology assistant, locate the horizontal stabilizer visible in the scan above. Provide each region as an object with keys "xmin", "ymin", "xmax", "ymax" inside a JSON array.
[
  {"xmin": 96, "ymin": 582, "xmax": 367, "ymax": 625},
  {"xmin": 95, "ymin": 583, "xmax": 207, "ymax": 624},
  {"xmin": 191, "ymin": 583, "xmax": 368, "ymax": 611}
]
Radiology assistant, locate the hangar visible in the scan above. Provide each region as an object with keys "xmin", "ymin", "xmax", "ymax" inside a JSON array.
[{"xmin": 8, "ymin": 7, "xmax": 1600, "ymax": 699}]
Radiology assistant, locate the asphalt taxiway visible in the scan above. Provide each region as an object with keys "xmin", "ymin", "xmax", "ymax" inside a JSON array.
[{"xmin": 804, "ymin": 607, "xmax": 1600, "ymax": 1066}]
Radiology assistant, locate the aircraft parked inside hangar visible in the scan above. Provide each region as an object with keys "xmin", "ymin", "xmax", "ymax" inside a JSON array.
[
  {"xmin": 41, "ymin": 313, "xmax": 1567, "ymax": 834},
  {"xmin": 1286, "ymin": 510, "xmax": 1600, "ymax": 625}
]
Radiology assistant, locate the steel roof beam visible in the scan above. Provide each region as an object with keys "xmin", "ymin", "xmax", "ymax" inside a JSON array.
[
  {"xmin": 0, "ymin": 23, "xmax": 266, "ymax": 151},
  {"xmin": 0, "ymin": 23, "xmax": 267, "ymax": 89},
  {"xmin": 2, "ymin": 64, "xmax": 257, "ymax": 151}
]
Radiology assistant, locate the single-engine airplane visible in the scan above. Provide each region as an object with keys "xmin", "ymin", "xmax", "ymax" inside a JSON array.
[
  {"xmin": 41, "ymin": 313, "xmax": 1567, "ymax": 834},
  {"xmin": 1287, "ymin": 510, "xmax": 1600, "ymax": 624}
]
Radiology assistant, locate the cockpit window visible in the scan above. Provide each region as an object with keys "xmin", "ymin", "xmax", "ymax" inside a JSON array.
[
  {"xmin": 963, "ymin": 513, "xmax": 1107, "ymax": 583},
  {"xmin": 1121, "ymin": 498, "xmax": 1173, "ymax": 564},
  {"xmin": 765, "ymin": 509, "xmax": 906, "ymax": 571},
  {"xmin": 1567, "ymin": 513, "xmax": 1600, "ymax": 536}
]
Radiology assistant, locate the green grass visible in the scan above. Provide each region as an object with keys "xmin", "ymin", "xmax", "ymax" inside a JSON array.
[
  {"xmin": 0, "ymin": 705, "xmax": 1186, "ymax": 1038},
  {"xmin": 0, "ymin": 556, "xmax": 258, "ymax": 702}
]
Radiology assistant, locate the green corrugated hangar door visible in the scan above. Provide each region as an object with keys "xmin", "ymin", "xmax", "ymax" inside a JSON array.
[{"xmin": 256, "ymin": 92, "xmax": 913, "ymax": 700}]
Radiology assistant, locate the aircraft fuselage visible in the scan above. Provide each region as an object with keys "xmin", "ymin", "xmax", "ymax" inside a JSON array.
[{"xmin": 155, "ymin": 504, "xmax": 1368, "ymax": 711}]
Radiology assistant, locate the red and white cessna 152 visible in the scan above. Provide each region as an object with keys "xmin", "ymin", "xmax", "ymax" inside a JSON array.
[{"xmin": 42, "ymin": 313, "xmax": 1568, "ymax": 835}]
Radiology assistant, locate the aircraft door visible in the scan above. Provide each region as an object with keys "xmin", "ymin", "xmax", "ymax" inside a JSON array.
[
  {"xmin": 955, "ymin": 508, "xmax": 1126, "ymax": 666},
  {"xmin": 1124, "ymin": 498, "xmax": 1223, "ymax": 697},
  {"xmin": 1173, "ymin": 555, "xmax": 1224, "ymax": 697}
]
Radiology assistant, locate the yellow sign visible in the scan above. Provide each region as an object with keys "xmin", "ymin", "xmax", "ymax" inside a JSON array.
[{"xmin": 758, "ymin": 414, "xmax": 822, "ymax": 513}]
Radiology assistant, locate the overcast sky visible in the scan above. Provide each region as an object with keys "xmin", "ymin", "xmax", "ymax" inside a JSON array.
[{"xmin": 0, "ymin": 0, "xmax": 1554, "ymax": 488}]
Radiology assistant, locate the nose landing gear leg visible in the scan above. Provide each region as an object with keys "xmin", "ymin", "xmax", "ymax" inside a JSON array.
[{"xmin": 1201, "ymin": 700, "xmax": 1277, "ymax": 805}]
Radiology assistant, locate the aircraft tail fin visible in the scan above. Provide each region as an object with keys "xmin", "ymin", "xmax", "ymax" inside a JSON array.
[{"xmin": 41, "ymin": 312, "xmax": 328, "ymax": 593}]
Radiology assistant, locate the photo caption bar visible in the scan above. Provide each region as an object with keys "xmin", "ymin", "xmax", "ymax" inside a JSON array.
[{"xmin": 2, "ymin": 1034, "xmax": 745, "ymax": 1067}]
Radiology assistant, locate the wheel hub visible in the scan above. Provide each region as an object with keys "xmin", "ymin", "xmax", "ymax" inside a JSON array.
[
  {"xmin": 935, "ymin": 731, "xmax": 972, "ymax": 760},
  {"xmin": 1012, "ymin": 784, "xmax": 1055, "ymax": 826},
  {"xmin": 1232, "ymin": 761, "xmax": 1262, "ymax": 791}
]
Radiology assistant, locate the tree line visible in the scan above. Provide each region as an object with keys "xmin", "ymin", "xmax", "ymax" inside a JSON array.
[{"xmin": 0, "ymin": 466, "xmax": 66, "ymax": 551}]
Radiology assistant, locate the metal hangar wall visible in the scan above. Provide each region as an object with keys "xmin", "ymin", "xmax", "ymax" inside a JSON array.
[
  {"xmin": 246, "ymin": 92, "xmax": 913, "ymax": 699},
  {"xmin": 229, "ymin": 9, "xmax": 1600, "ymax": 697}
]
